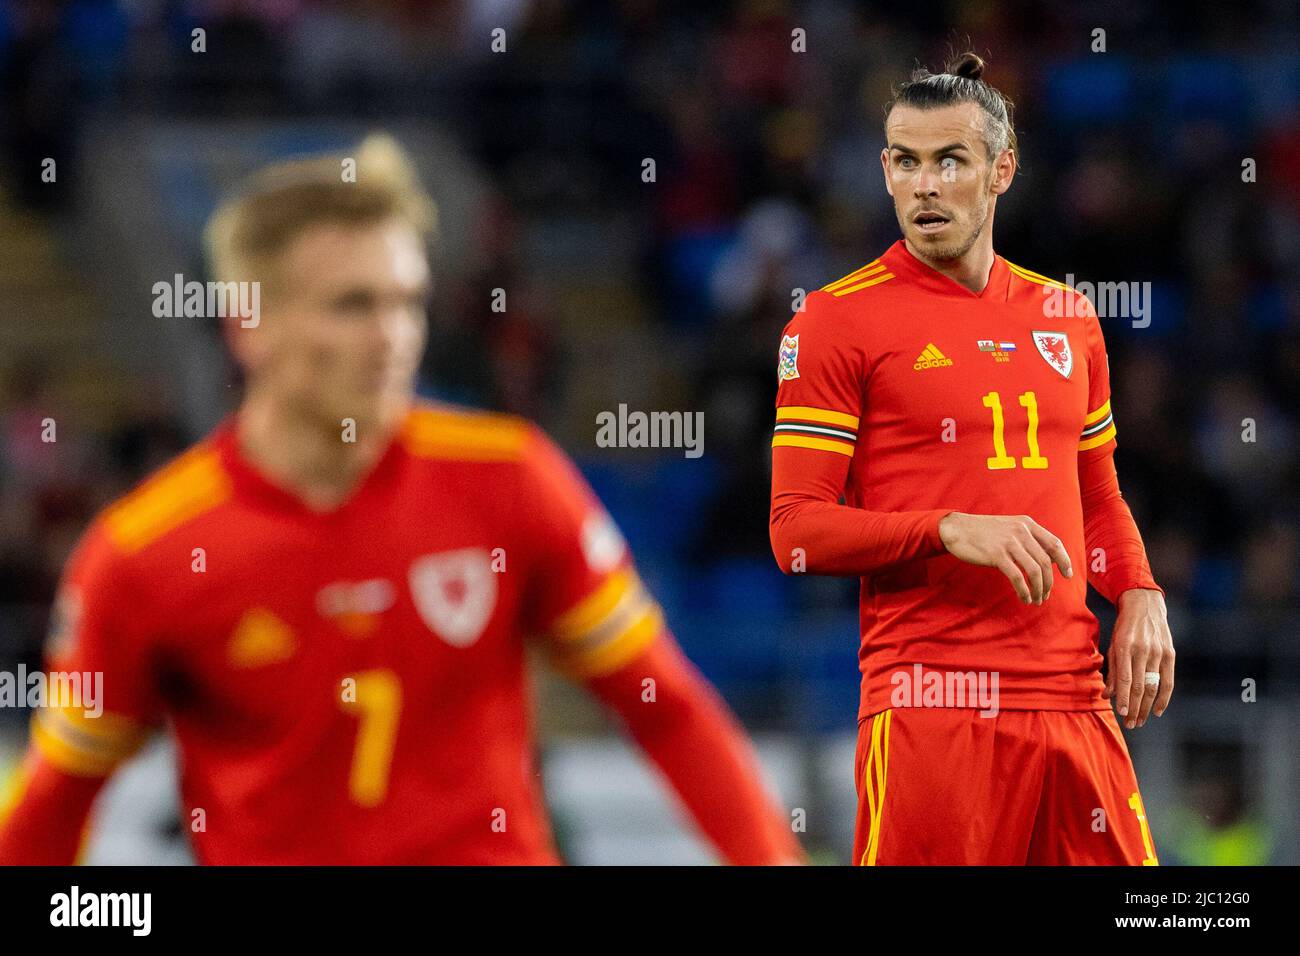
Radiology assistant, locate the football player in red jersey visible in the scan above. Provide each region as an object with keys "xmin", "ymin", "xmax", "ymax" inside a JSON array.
[
  {"xmin": 0, "ymin": 135, "xmax": 803, "ymax": 865},
  {"xmin": 769, "ymin": 54, "xmax": 1174, "ymax": 865}
]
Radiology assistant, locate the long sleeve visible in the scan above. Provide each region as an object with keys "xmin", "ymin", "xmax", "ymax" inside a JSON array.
[
  {"xmin": 584, "ymin": 633, "xmax": 803, "ymax": 865},
  {"xmin": 0, "ymin": 522, "xmax": 156, "ymax": 864},
  {"xmin": 1079, "ymin": 450, "xmax": 1162, "ymax": 604},
  {"xmin": 518, "ymin": 426, "xmax": 803, "ymax": 863},
  {"xmin": 770, "ymin": 446, "xmax": 951, "ymax": 575},
  {"xmin": 0, "ymin": 753, "xmax": 104, "ymax": 864},
  {"xmin": 1075, "ymin": 296, "xmax": 1161, "ymax": 605},
  {"xmin": 768, "ymin": 288, "xmax": 950, "ymax": 577}
]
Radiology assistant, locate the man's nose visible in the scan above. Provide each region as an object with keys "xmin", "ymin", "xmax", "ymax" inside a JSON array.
[{"xmin": 913, "ymin": 167, "xmax": 942, "ymax": 197}]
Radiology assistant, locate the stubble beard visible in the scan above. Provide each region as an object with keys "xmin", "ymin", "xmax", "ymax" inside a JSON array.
[{"xmin": 902, "ymin": 194, "xmax": 989, "ymax": 264}]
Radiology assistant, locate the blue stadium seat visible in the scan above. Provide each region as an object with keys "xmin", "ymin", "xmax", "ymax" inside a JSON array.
[
  {"xmin": 66, "ymin": 1, "xmax": 130, "ymax": 91},
  {"xmin": 666, "ymin": 227, "xmax": 737, "ymax": 323},
  {"xmin": 778, "ymin": 611, "xmax": 862, "ymax": 733},
  {"xmin": 576, "ymin": 455, "xmax": 721, "ymax": 562},
  {"xmin": 694, "ymin": 556, "xmax": 793, "ymax": 616},
  {"xmin": 1044, "ymin": 58, "xmax": 1136, "ymax": 124},
  {"xmin": 1164, "ymin": 56, "xmax": 1250, "ymax": 127}
]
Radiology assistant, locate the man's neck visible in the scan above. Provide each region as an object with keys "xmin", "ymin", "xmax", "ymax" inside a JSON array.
[
  {"xmin": 236, "ymin": 392, "xmax": 399, "ymax": 511},
  {"xmin": 904, "ymin": 236, "xmax": 996, "ymax": 295}
]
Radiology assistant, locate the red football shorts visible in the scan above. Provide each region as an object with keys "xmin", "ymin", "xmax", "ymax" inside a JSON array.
[{"xmin": 853, "ymin": 707, "xmax": 1159, "ymax": 865}]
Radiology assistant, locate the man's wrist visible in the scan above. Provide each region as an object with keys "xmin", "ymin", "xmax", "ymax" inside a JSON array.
[
  {"xmin": 1118, "ymin": 586, "xmax": 1165, "ymax": 607},
  {"xmin": 931, "ymin": 510, "xmax": 957, "ymax": 552}
]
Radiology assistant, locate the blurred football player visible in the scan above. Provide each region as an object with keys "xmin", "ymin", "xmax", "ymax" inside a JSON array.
[{"xmin": 0, "ymin": 136, "xmax": 802, "ymax": 865}]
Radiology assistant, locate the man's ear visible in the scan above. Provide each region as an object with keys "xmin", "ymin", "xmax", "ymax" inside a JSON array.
[
  {"xmin": 990, "ymin": 148, "xmax": 1016, "ymax": 197},
  {"xmin": 880, "ymin": 147, "xmax": 894, "ymax": 197}
]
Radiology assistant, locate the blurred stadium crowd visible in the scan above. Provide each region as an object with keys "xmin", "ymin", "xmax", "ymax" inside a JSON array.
[{"xmin": 0, "ymin": 0, "xmax": 1296, "ymax": 863}]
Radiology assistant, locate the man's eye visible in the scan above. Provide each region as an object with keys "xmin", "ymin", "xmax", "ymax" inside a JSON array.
[
  {"xmin": 334, "ymin": 297, "xmax": 372, "ymax": 315},
  {"xmin": 898, "ymin": 156, "xmax": 915, "ymax": 168}
]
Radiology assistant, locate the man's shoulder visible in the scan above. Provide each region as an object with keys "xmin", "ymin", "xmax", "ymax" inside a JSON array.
[
  {"xmin": 813, "ymin": 254, "xmax": 902, "ymax": 303},
  {"xmin": 397, "ymin": 402, "xmax": 590, "ymax": 539},
  {"xmin": 97, "ymin": 438, "xmax": 234, "ymax": 559},
  {"xmin": 398, "ymin": 400, "xmax": 537, "ymax": 465},
  {"xmin": 783, "ymin": 255, "xmax": 908, "ymax": 362},
  {"xmin": 1001, "ymin": 257, "xmax": 1095, "ymax": 315},
  {"xmin": 795, "ymin": 254, "xmax": 913, "ymax": 338}
]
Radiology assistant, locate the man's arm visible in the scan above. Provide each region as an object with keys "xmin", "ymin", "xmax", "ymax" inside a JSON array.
[
  {"xmin": 1079, "ymin": 450, "xmax": 1161, "ymax": 604},
  {"xmin": 0, "ymin": 523, "xmax": 157, "ymax": 864},
  {"xmin": 542, "ymin": 565, "xmax": 803, "ymax": 864},
  {"xmin": 768, "ymin": 290, "xmax": 952, "ymax": 577},
  {"xmin": 0, "ymin": 754, "xmax": 108, "ymax": 864},
  {"xmin": 583, "ymin": 633, "xmax": 803, "ymax": 865},
  {"xmin": 770, "ymin": 446, "xmax": 952, "ymax": 576},
  {"xmin": 1075, "ymin": 298, "xmax": 1173, "ymax": 728},
  {"xmin": 1080, "ymin": 449, "xmax": 1173, "ymax": 727},
  {"xmin": 519, "ymin": 426, "xmax": 803, "ymax": 864}
]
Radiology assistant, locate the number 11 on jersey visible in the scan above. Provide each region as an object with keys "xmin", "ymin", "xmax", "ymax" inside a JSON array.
[{"xmin": 982, "ymin": 390, "xmax": 1049, "ymax": 471}]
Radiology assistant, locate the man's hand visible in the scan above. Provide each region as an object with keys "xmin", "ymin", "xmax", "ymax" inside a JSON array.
[
  {"xmin": 1106, "ymin": 588, "xmax": 1174, "ymax": 729},
  {"xmin": 938, "ymin": 512, "xmax": 1073, "ymax": 605}
]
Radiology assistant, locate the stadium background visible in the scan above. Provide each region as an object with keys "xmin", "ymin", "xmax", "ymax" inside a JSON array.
[{"xmin": 0, "ymin": 0, "xmax": 1296, "ymax": 864}]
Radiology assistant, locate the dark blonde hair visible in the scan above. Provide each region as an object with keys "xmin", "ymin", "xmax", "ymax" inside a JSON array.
[{"xmin": 204, "ymin": 133, "xmax": 437, "ymax": 292}]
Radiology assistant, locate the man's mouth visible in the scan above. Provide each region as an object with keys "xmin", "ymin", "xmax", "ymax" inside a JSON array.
[{"xmin": 913, "ymin": 211, "xmax": 951, "ymax": 233}]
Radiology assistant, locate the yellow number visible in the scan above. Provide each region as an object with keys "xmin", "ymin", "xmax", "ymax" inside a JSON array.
[
  {"xmin": 340, "ymin": 669, "xmax": 402, "ymax": 807},
  {"xmin": 981, "ymin": 392, "xmax": 1016, "ymax": 469},
  {"xmin": 1018, "ymin": 391, "xmax": 1049, "ymax": 469},
  {"xmin": 1127, "ymin": 791, "xmax": 1158, "ymax": 865},
  {"xmin": 982, "ymin": 390, "xmax": 1049, "ymax": 470}
]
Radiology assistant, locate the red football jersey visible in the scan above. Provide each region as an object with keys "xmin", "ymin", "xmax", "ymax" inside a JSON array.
[
  {"xmin": 34, "ymin": 403, "xmax": 666, "ymax": 864},
  {"xmin": 773, "ymin": 241, "xmax": 1124, "ymax": 717}
]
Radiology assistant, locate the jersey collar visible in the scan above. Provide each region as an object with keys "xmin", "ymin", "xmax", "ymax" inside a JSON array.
[
  {"xmin": 210, "ymin": 408, "xmax": 411, "ymax": 519},
  {"xmin": 881, "ymin": 239, "xmax": 1011, "ymax": 301}
]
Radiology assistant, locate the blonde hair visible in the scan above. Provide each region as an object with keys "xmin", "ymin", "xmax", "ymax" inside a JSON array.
[{"xmin": 204, "ymin": 133, "xmax": 437, "ymax": 293}]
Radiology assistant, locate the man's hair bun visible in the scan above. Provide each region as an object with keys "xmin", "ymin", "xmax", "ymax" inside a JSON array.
[{"xmin": 948, "ymin": 52, "xmax": 986, "ymax": 81}]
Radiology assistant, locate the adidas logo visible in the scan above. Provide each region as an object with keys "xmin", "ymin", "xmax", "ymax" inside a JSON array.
[{"xmin": 913, "ymin": 343, "xmax": 953, "ymax": 370}]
